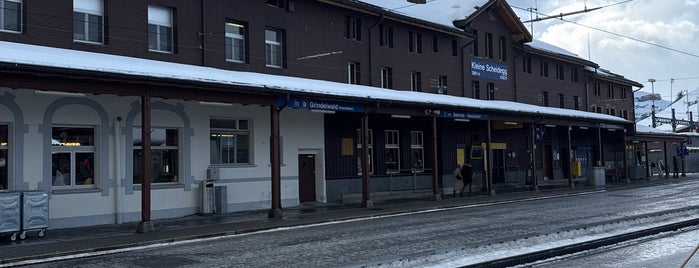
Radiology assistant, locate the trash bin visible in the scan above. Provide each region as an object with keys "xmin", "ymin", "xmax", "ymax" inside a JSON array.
[
  {"xmin": 200, "ymin": 180, "xmax": 215, "ymax": 215},
  {"xmin": 20, "ymin": 191, "xmax": 49, "ymax": 239},
  {"xmin": 0, "ymin": 191, "xmax": 21, "ymax": 242},
  {"xmin": 214, "ymin": 185, "xmax": 227, "ymax": 214}
]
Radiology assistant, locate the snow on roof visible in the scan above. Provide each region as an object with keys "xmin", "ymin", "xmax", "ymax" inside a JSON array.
[
  {"xmin": 636, "ymin": 124, "xmax": 699, "ymax": 137},
  {"xmin": 0, "ymin": 41, "xmax": 629, "ymax": 124},
  {"xmin": 355, "ymin": 0, "xmax": 486, "ymax": 29},
  {"xmin": 526, "ymin": 39, "xmax": 580, "ymax": 58}
]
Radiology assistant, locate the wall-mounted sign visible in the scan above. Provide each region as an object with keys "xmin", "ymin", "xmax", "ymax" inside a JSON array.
[
  {"xmin": 599, "ymin": 123, "xmax": 624, "ymax": 130},
  {"xmin": 471, "ymin": 58, "xmax": 508, "ymax": 81},
  {"xmin": 278, "ymin": 97, "xmax": 364, "ymax": 113},
  {"xmin": 435, "ymin": 110, "xmax": 488, "ymax": 120}
]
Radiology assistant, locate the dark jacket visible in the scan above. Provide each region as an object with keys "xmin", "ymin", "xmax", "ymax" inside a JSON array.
[{"xmin": 460, "ymin": 163, "xmax": 474, "ymax": 183}]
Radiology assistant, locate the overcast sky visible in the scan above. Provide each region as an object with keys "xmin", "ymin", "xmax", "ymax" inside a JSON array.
[{"xmin": 507, "ymin": 0, "xmax": 699, "ymax": 102}]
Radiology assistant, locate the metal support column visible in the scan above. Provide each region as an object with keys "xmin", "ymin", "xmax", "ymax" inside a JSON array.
[
  {"xmin": 361, "ymin": 113, "xmax": 373, "ymax": 208},
  {"xmin": 567, "ymin": 126, "xmax": 574, "ymax": 188},
  {"xmin": 486, "ymin": 119, "xmax": 494, "ymax": 195},
  {"xmin": 137, "ymin": 91, "xmax": 154, "ymax": 233},
  {"xmin": 597, "ymin": 127, "xmax": 603, "ymax": 167},
  {"xmin": 530, "ymin": 124, "xmax": 538, "ymax": 192},
  {"xmin": 623, "ymin": 135, "xmax": 630, "ymax": 183},
  {"xmin": 268, "ymin": 104, "xmax": 283, "ymax": 218},
  {"xmin": 663, "ymin": 141, "xmax": 669, "ymax": 179},
  {"xmin": 644, "ymin": 141, "xmax": 650, "ymax": 180},
  {"xmin": 431, "ymin": 115, "xmax": 441, "ymax": 200}
]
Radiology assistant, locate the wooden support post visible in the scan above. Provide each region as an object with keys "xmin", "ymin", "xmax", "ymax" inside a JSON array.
[
  {"xmin": 361, "ymin": 113, "xmax": 373, "ymax": 208},
  {"xmin": 431, "ymin": 115, "xmax": 441, "ymax": 200},
  {"xmin": 567, "ymin": 126, "xmax": 574, "ymax": 188},
  {"xmin": 137, "ymin": 91, "xmax": 154, "ymax": 233},
  {"xmin": 268, "ymin": 104, "xmax": 283, "ymax": 218}
]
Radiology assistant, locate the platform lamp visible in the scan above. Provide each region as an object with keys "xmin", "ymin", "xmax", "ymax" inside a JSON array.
[{"xmin": 649, "ymin": 78, "xmax": 656, "ymax": 128}]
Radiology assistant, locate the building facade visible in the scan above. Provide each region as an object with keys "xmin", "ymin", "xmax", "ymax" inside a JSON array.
[{"xmin": 0, "ymin": 0, "xmax": 642, "ymax": 228}]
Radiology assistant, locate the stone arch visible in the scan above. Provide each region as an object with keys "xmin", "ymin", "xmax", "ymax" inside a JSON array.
[
  {"xmin": 124, "ymin": 101, "xmax": 194, "ymax": 195},
  {"xmin": 0, "ymin": 92, "xmax": 29, "ymax": 190}
]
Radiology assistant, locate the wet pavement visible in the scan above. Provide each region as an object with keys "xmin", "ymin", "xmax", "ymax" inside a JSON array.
[{"xmin": 1, "ymin": 175, "xmax": 696, "ymax": 266}]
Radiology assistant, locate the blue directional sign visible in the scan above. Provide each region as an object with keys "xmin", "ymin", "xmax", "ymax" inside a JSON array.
[
  {"xmin": 435, "ymin": 110, "xmax": 488, "ymax": 120},
  {"xmin": 278, "ymin": 97, "xmax": 364, "ymax": 113},
  {"xmin": 471, "ymin": 58, "xmax": 508, "ymax": 81}
]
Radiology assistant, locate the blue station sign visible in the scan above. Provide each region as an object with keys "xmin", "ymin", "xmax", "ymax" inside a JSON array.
[
  {"xmin": 279, "ymin": 97, "xmax": 364, "ymax": 113},
  {"xmin": 435, "ymin": 110, "xmax": 488, "ymax": 120},
  {"xmin": 471, "ymin": 58, "xmax": 508, "ymax": 81}
]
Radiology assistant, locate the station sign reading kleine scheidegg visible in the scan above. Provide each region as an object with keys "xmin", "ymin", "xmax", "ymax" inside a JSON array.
[{"xmin": 471, "ymin": 58, "xmax": 508, "ymax": 81}]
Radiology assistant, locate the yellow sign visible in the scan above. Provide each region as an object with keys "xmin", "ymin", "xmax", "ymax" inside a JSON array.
[{"xmin": 457, "ymin": 148, "xmax": 465, "ymax": 164}]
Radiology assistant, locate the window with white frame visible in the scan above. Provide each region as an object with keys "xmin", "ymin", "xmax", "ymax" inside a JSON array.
[
  {"xmin": 410, "ymin": 131, "xmax": 424, "ymax": 171},
  {"xmin": 472, "ymin": 80, "xmax": 480, "ymax": 99},
  {"xmin": 0, "ymin": 0, "xmax": 21, "ymax": 32},
  {"xmin": 384, "ymin": 130, "xmax": 400, "ymax": 173},
  {"xmin": 0, "ymin": 124, "xmax": 8, "ymax": 190},
  {"xmin": 51, "ymin": 127, "xmax": 96, "ymax": 188},
  {"xmin": 148, "ymin": 5, "xmax": 173, "ymax": 53},
  {"xmin": 381, "ymin": 67, "xmax": 392, "ymax": 89},
  {"xmin": 379, "ymin": 24, "xmax": 393, "ymax": 48},
  {"xmin": 345, "ymin": 16, "xmax": 361, "ymax": 41},
  {"xmin": 438, "ymin": 75, "xmax": 447, "ymax": 94},
  {"xmin": 498, "ymin": 36, "xmax": 506, "ymax": 61},
  {"xmin": 348, "ymin": 61, "xmax": 360, "ymax": 84},
  {"xmin": 73, "ymin": 0, "xmax": 103, "ymax": 43},
  {"xmin": 210, "ymin": 118, "xmax": 251, "ymax": 165},
  {"xmin": 225, "ymin": 21, "xmax": 246, "ymax": 63},
  {"xmin": 265, "ymin": 28, "xmax": 284, "ymax": 68},
  {"xmin": 409, "ymin": 31, "xmax": 422, "ymax": 53},
  {"xmin": 484, "ymin": 32, "xmax": 493, "ymax": 59},
  {"xmin": 133, "ymin": 127, "xmax": 179, "ymax": 184},
  {"xmin": 356, "ymin": 129, "xmax": 373, "ymax": 175},
  {"xmin": 410, "ymin": 71, "xmax": 421, "ymax": 92}
]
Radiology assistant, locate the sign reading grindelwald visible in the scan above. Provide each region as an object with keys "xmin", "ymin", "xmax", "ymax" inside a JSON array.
[
  {"xmin": 471, "ymin": 58, "xmax": 508, "ymax": 81},
  {"xmin": 279, "ymin": 97, "xmax": 364, "ymax": 113}
]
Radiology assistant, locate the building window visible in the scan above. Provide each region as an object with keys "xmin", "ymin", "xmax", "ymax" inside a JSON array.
[
  {"xmin": 265, "ymin": 28, "xmax": 284, "ymax": 68},
  {"xmin": 487, "ymin": 82, "xmax": 495, "ymax": 100},
  {"xmin": 379, "ymin": 24, "xmax": 393, "ymax": 48},
  {"xmin": 472, "ymin": 80, "xmax": 480, "ymax": 99},
  {"xmin": 595, "ymin": 106, "xmax": 602, "ymax": 113},
  {"xmin": 484, "ymin": 32, "xmax": 493, "ymax": 59},
  {"xmin": 594, "ymin": 82, "xmax": 601, "ymax": 96},
  {"xmin": 471, "ymin": 29, "xmax": 479, "ymax": 56},
  {"xmin": 438, "ymin": 76, "xmax": 447, "ymax": 94},
  {"xmin": 210, "ymin": 118, "xmax": 251, "ymax": 165},
  {"xmin": 385, "ymin": 130, "xmax": 400, "ymax": 173},
  {"xmin": 345, "ymin": 16, "xmax": 361, "ymax": 41},
  {"xmin": 267, "ymin": 0, "xmax": 285, "ymax": 8},
  {"xmin": 451, "ymin": 39, "xmax": 458, "ymax": 56},
  {"xmin": 356, "ymin": 129, "xmax": 373, "ymax": 175},
  {"xmin": 542, "ymin": 91, "xmax": 549, "ymax": 106},
  {"xmin": 623, "ymin": 110, "xmax": 629, "ymax": 120},
  {"xmin": 621, "ymin": 87, "xmax": 628, "ymax": 99},
  {"xmin": 607, "ymin": 107, "xmax": 612, "ymax": 115},
  {"xmin": 523, "ymin": 57, "xmax": 532, "ymax": 74},
  {"xmin": 410, "ymin": 131, "xmax": 424, "ymax": 172},
  {"xmin": 409, "ymin": 32, "xmax": 422, "ymax": 53},
  {"xmin": 559, "ymin": 93, "xmax": 565, "ymax": 108},
  {"xmin": 148, "ymin": 5, "xmax": 173, "ymax": 53},
  {"xmin": 607, "ymin": 85, "xmax": 614, "ymax": 98},
  {"xmin": 571, "ymin": 68, "xmax": 579, "ymax": 82},
  {"xmin": 51, "ymin": 127, "xmax": 96, "ymax": 188},
  {"xmin": 0, "ymin": 0, "xmax": 21, "ymax": 33},
  {"xmin": 432, "ymin": 35, "xmax": 438, "ymax": 53},
  {"xmin": 133, "ymin": 127, "xmax": 179, "ymax": 184},
  {"xmin": 0, "ymin": 124, "xmax": 8, "ymax": 190},
  {"xmin": 410, "ymin": 71, "xmax": 421, "ymax": 92},
  {"xmin": 225, "ymin": 21, "xmax": 247, "ymax": 63},
  {"xmin": 556, "ymin": 64, "xmax": 565, "ymax": 80},
  {"xmin": 381, "ymin": 67, "xmax": 393, "ymax": 89},
  {"xmin": 573, "ymin": 96, "xmax": 580, "ymax": 110},
  {"xmin": 348, "ymin": 61, "xmax": 360, "ymax": 84},
  {"xmin": 540, "ymin": 61, "xmax": 549, "ymax": 77},
  {"xmin": 498, "ymin": 36, "xmax": 506, "ymax": 61},
  {"xmin": 73, "ymin": 0, "xmax": 103, "ymax": 43}
]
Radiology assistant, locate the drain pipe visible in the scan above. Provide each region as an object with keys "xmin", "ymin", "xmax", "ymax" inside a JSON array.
[
  {"xmin": 114, "ymin": 116, "xmax": 123, "ymax": 224},
  {"xmin": 368, "ymin": 13, "xmax": 384, "ymax": 86}
]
